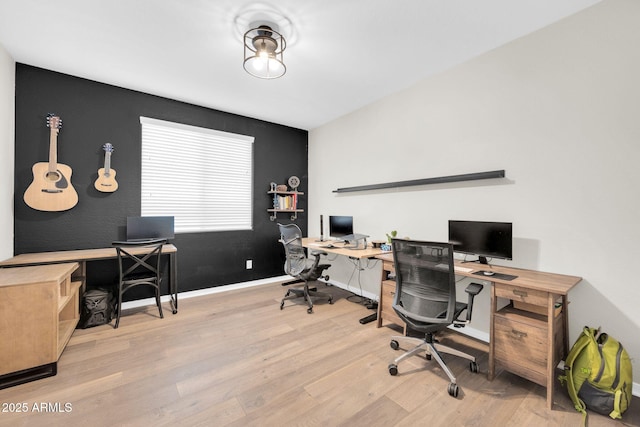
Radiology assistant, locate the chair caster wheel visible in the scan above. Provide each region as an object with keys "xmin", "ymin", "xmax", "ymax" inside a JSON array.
[
  {"xmin": 388, "ymin": 364, "xmax": 398, "ymax": 376},
  {"xmin": 280, "ymin": 301, "xmax": 284, "ymax": 310},
  {"xmin": 426, "ymin": 354, "xmax": 432, "ymax": 361},
  {"xmin": 470, "ymin": 361, "xmax": 479, "ymax": 373},
  {"xmin": 307, "ymin": 307, "xmax": 313, "ymax": 314},
  {"xmin": 448, "ymin": 383, "xmax": 459, "ymax": 397},
  {"xmin": 390, "ymin": 340, "xmax": 399, "ymax": 350},
  {"xmin": 329, "ymin": 299, "xmax": 334, "ymax": 305}
]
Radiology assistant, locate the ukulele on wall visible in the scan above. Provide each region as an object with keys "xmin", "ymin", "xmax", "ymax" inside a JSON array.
[
  {"xmin": 23, "ymin": 114, "xmax": 79, "ymax": 211},
  {"xmin": 94, "ymin": 143, "xmax": 118, "ymax": 192}
]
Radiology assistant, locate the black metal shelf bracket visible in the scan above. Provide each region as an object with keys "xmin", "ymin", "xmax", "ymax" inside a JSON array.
[{"xmin": 333, "ymin": 170, "xmax": 505, "ymax": 193}]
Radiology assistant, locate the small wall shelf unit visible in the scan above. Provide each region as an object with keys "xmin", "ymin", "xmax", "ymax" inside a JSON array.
[{"xmin": 268, "ymin": 190, "xmax": 304, "ymax": 221}]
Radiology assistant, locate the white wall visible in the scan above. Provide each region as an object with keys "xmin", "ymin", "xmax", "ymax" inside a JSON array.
[
  {"xmin": 0, "ymin": 43, "xmax": 14, "ymax": 260},
  {"xmin": 309, "ymin": 0, "xmax": 640, "ymax": 384}
]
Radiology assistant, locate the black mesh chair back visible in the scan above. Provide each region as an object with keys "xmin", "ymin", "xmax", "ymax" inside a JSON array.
[
  {"xmin": 112, "ymin": 238, "xmax": 167, "ymax": 328},
  {"xmin": 279, "ymin": 223, "xmax": 307, "ymax": 277},
  {"xmin": 278, "ymin": 223, "xmax": 332, "ymax": 313},
  {"xmin": 388, "ymin": 238, "xmax": 484, "ymax": 398},
  {"xmin": 392, "ymin": 239, "xmax": 460, "ymax": 333}
]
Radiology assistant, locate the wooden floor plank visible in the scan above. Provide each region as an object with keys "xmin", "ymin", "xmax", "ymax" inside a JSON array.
[{"xmin": 0, "ymin": 280, "xmax": 638, "ymax": 427}]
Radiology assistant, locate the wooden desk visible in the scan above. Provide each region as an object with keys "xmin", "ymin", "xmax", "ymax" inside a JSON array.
[
  {"xmin": 0, "ymin": 244, "xmax": 178, "ymax": 315},
  {"xmin": 302, "ymin": 237, "xmax": 390, "ymax": 259},
  {"xmin": 374, "ymin": 252, "xmax": 581, "ymax": 409}
]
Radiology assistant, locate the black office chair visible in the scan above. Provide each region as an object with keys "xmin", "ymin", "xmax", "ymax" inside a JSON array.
[
  {"xmin": 387, "ymin": 238, "xmax": 484, "ymax": 397},
  {"xmin": 112, "ymin": 238, "xmax": 167, "ymax": 328},
  {"xmin": 278, "ymin": 223, "xmax": 332, "ymax": 313}
]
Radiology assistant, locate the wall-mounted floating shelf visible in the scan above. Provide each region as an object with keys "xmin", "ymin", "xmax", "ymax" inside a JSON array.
[
  {"xmin": 333, "ymin": 170, "xmax": 505, "ymax": 193},
  {"xmin": 268, "ymin": 190, "xmax": 303, "ymax": 221}
]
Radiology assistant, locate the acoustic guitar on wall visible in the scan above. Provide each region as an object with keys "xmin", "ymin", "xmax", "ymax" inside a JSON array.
[
  {"xmin": 94, "ymin": 143, "xmax": 118, "ymax": 192},
  {"xmin": 24, "ymin": 114, "xmax": 79, "ymax": 211}
]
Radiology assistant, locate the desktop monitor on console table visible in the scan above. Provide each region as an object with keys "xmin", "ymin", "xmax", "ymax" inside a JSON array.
[
  {"xmin": 329, "ymin": 215, "xmax": 353, "ymax": 240},
  {"xmin": 448, "ymin": 220, "xmax": 512, "ymax": 265}
]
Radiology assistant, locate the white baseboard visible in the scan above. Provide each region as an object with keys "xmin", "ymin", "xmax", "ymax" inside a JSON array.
[
  {"xmin": 122, "ymin": 276, "xmax": 640, "ymax": 398},
  {"xmin": 120, "ymin": 275, "xmax": 288, "ymax": 310},
  {"xmin": 448, "ymin": 324, "xmax": 490, "ymax": 343}
]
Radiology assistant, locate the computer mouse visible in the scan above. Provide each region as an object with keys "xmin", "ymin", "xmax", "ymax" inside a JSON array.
[{"xmin": 483, "ymin": 271, "xmax": 495, "ymax": 276}]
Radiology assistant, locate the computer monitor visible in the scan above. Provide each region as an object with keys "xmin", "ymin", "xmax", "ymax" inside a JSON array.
[
  {"xmin": 126, "ymin": 216, "xmax": 175, "ymax": 241},
  {"xmin": 448, "ymin": 220, "xmax": 512, "ymax": 264},
  {"xmin": 329, "ymin": 215, "xmax": 353, "ymax": 239}
]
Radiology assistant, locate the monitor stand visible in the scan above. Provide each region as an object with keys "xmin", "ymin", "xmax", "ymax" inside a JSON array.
[{"xmin": 342, "ymin": 233, "xmax": 369, "ymax": 250}]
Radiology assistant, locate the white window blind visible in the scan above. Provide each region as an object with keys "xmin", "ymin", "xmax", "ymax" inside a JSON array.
[{"xmin": 140, "ymin": 117, "xmax": 254, "ymax": 233}]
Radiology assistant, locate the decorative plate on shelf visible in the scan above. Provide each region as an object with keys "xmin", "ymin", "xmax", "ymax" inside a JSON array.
[{"xmin": 288, "ymin": 175, "xmax": 300, "ymax": 191}]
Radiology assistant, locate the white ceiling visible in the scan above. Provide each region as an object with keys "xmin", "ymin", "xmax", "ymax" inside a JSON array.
[{"xmin": 0, "ymin": 0, "xmax": 601, "ymax": 131}]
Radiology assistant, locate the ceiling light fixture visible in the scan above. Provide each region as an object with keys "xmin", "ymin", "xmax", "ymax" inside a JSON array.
[{"xmin": 243, "ymin": 23, "xmax": 286, "ymax": 79}]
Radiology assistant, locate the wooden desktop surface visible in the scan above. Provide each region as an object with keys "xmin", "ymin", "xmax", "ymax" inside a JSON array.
[
  {"xmin": 0, "ymin": 244, "xmax": 177, "ymax": 267},
  {"xmin": 375, "ymin": 252, "xmax": 581, "ymax": 294},
  {"xmin": 302, "ymin": 237, "xmax": 390, "ymax": 259}
]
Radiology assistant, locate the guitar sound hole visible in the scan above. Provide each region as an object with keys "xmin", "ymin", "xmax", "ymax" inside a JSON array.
[{"xmin": 45, "ymin": 171, "xmax": 61, "ymax": 182}]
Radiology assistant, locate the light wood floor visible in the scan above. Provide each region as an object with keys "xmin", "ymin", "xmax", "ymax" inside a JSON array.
[{"xmin": 1, "ymin": 281, "xmax": 638, "ymax": 427}]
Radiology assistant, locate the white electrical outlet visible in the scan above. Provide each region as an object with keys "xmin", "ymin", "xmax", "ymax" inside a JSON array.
[{"xmin": 246, "ymin": 260, "xmax": 253, "ymax": 269}]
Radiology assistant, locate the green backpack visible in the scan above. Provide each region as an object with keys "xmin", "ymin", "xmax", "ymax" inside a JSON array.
[{"xmin": 559, "ymin": 326, "xmax": 633, "ymax": 424}]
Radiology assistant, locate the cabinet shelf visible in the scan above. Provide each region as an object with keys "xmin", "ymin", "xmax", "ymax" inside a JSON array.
[{"xmin": 267, "ymin": 190, "xmax": 304, "ymax": 195}]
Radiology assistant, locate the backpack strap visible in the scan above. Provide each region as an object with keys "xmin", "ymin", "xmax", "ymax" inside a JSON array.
[
  {"xmin": 611, "ymin": 389, "xmax": 623, "ymax": 420},
  {"xmin": 559, "ymin": 326, "xmax": 596, "ymax": 425}
]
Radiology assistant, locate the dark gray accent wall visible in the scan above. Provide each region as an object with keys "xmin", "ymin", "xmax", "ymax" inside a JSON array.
[{"xmin": 14, "ymin": 64, "xmax": 308, "ymax": 297}]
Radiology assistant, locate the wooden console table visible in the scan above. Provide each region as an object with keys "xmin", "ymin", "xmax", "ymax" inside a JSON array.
[{"xmin": 374, "ymin": 252, "xmax": 581, "ymax": 409}]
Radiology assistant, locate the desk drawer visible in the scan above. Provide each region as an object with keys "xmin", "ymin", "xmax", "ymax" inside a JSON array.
[
  {"xmin": 495, "ymin": 283, "xmax": 548, "ymax": 307},
  {"xmin": 494, "ymin": 314, "xmax": 547, "ymax": 382},
  {"xmin": 383, "ymin": 260, "xmax": 395, "ymax": 275},
  {"xmin": 381, "ymin": 280, "xmax": 397, "ymax": 309}
]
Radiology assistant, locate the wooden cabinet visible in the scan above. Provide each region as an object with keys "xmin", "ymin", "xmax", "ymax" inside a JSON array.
[
  {"xmin": 267, "ymin": 190, "xmax": 304, "ymax": 221},
  {"xmin": 489, "ymin": 282, "xmax": 570, "ymax": 409},
  {"xmin": 0, "ymin": 262, "xmax": 82, "ymax": 388}
]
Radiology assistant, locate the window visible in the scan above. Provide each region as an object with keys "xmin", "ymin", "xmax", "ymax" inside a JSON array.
[{"xmin": 140, "ymin": 117, "xmax": 254, "ymax": 233}]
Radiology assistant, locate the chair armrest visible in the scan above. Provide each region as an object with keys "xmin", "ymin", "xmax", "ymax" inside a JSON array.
[
  {"xmin": 309, "ymin": 250, "xmax": 328, "ymax": 257},
  {"xmin": 465, "ymin": 282, "xmax": 484, "ymax": 296},
  {"xmin": 463, "ymin": 282, "xmax": 484, "ymax": 322}
]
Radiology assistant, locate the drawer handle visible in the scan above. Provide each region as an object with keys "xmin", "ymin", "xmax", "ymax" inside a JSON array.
[
  {"xmin": 511, "ymin": 329, "xmax": 528, "ymax": 339},
  {"xmin": 512, "ymin": 289, "xmax": 528, "ymax": 297}
]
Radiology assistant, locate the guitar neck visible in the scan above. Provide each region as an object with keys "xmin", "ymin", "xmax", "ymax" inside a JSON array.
[
  {"xmin": 104, "ymin": 151, "xmax": 112, "ymax": 174},
  {"xmin": 48, "ymin": 127, "xmax": 59, "ymax": 173}
]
